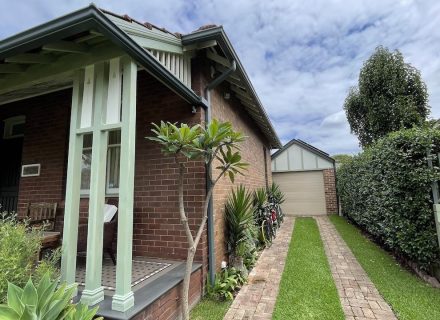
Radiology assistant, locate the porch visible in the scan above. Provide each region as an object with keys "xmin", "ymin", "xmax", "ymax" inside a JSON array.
[
  {"xmin": 74, "ymin": 257, "xmax": 202, "ymax": 320},
  {"xmin": 0, "ymin": 12, "xmax": 207, "ymax": 319}
]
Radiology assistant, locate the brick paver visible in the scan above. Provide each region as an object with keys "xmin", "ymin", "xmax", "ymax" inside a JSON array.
[
  {"xmin": 223, "ymin": 217, "xmax": 295, "ymax": 320},
  {"xmin": 316, "ymin": 216, "xmax": 397, "ymax": 320}
]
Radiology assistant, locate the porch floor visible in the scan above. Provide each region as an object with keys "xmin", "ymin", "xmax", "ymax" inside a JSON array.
[{"xmin": 76, "ymin": 256, "xmax": 180, "ymax": 293}]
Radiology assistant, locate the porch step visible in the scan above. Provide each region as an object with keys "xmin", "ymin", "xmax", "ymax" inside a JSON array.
[{"xmin": 94, "ymin": 262, "xmax": 202, "ymax": 320}]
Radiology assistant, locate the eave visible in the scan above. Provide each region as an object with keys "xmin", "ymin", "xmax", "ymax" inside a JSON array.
[
  {"xmin": 0, "ymin": 4, "xmax": 206, "ymax": 107},
  {"xmin": 182, "ymin": 27, "xmax": 282, "ymax": 149}
]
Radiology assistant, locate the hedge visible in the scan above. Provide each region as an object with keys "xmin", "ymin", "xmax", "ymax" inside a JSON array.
[{"xmin": 337, "ymin": 127, "xmax": 440, "ymax": 271}]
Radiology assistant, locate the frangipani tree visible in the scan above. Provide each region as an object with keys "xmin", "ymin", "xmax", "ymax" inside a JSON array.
[{"xmin": 148, "ymin": 119, "xmax": 248, "ymax": 320}]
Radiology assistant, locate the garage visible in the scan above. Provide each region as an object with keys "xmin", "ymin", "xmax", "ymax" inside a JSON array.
[{"xmin": 271, "ymin": 139, "xmax": 337, "ymax": 216}]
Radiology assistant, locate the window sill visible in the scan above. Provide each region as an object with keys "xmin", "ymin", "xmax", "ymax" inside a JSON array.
[{"xmin": 80, "ymin": 194, "xmax": 119, "ymax": 199}]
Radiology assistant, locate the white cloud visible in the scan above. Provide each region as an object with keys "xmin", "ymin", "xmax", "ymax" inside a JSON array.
[{"xmin": 1, "ymin": 0, "xmax": 439, "ymax": 155}]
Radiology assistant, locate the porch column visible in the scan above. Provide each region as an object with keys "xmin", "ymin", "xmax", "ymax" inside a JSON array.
[
  {"xmin": 60, "ymin": 71, "xmax": 84, "ymax": 291},
  {"xmin": 112, "ymin": 57, "xmax": 137, "ymax": 312},
  {"xmin": 81, "ymin": 63, "xmax": 108, "ymax": 305}
]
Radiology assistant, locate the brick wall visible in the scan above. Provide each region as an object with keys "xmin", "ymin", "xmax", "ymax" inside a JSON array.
[
  {"xmin": 210, "ymin": 88, "xmax": 272, "ymax": 270},
  {"xmin": 191, "ymin": 56, "xmax": 273, "ymax": 271},
  {"xmin": 133, "ymin": 268, "xmax": 202, "ymax": 320},
  {"xmin": 133, "ymin": 269, "xmax": 203, "ymax": 320},
  {"xmin": 1, "ymin": 58, "xmax": 272, "ymax": 278},
  {"xmin": 0, "ymin": 90, "xmax": 71, "ymax": 218},
  {"xmin": 323, "ymin": 168, "xmax": 338, "ymax": 214},
  {"xmin": 0, "ymin": 72, "xmax": 209, "ymax": 270},
  {"xmin": 133, "ymin": 71, "xmax": 208, "ymax": 270}
]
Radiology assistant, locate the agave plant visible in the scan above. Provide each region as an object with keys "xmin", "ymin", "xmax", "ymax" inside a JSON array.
[
  {"xmin": 0, "ymin": 273, "xmax": 101, "ymax": 320},
  {"xmin": 267, "ymin": 182, "xmax": 285, "ymax": 205},
  {"xmin": 253, "ymin": 187, "xmax": 268, "ymax": 224},
  {"xmin": 225, "ymin": 185, "xmax": 255, "ymax": 275}
]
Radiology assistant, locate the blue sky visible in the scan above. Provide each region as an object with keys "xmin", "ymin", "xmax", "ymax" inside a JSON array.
[{"xmin": 1, "ymin": 0, "xmax": 439, "ymax": 155}]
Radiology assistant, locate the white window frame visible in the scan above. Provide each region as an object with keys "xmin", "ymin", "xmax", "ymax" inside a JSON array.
[
  {"xmin": 21, "ymin": 164, "xmax": 41, "ymax": 177},
  {"xmin": 3, "ymin": 115, "xmax": 25, "ymax": 139},
  {"xmin": 80, "ymin": 132, "xmax": 121, "ymax": 197},
  {"xmin": 106, "ymin": 135, "xmax": 121, "ymax": 195}
]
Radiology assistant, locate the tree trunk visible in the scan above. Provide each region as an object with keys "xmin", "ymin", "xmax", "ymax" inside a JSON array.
[{"xmin": 182, "ymin": 247, "xmax": 196, "ymax": 320}]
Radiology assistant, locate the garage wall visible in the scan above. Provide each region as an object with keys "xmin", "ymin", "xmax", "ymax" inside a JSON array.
[
  {"xmin": 272, "ymin": 143, "xmax": 333, "ymax": 172},
  {"xmin": 273, "ymin": 171, "xmax": 327, "ymax": 215},
  {"xmin": 271, "ymin": 140, "xmax": 337, "ymax": 216}
]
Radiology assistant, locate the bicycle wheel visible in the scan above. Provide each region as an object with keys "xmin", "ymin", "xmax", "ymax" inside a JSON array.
[{"xmin": 261, "ymin": 220, "xmax": 272, "ymax": 247}]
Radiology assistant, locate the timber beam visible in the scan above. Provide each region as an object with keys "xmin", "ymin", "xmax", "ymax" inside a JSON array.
[
  {"xmin": 0, "ymin": 64, "xmax": 27, "ymax": 73},
  {"xmin": 5, "ymin": 53, "xmax": 55, "ymax": 64},
  {"xmin": 0, "ymin": 43, "xmax": 125, "ymax": 95},
  {"xmin": 43, "ymin": 40, "xmax": 89, "ymax": 54}
]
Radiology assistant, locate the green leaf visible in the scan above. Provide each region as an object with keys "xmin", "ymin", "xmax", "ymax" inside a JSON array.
[
  {"xmin": 22, "ymin": 279, "xmax": 38, "ymax": 307},
  {"xmin": 0, "ymin": 305, "xmax": 20, "ymax": 319},
  {"xmin": 19, "ymin": 305, "xmax": 37, "ymax": 320},
  {"xmin": 7, "ymin": 282, "xmax": 24, "ymax": 314}
]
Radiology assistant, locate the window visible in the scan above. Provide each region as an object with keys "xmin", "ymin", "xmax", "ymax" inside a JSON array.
[
  {"xmin": 80, "ymin": 130, "xmax": 121, "ymax": 195},
  {"xmin": 3, "ymin": 116, "xmax": 25, "ymax": 139}
]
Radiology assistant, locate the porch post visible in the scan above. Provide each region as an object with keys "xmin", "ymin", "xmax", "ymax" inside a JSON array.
[
  {"xmin": 81, "ymin": 62, "xmax": 108, "ymax": 306},
  {"xmin": 60, "ymin": 71, "xmax": 84, "ymax": 291},
  {"xmin": 112, "ymin": 57, "xmax": 137, "ymax": 311}
]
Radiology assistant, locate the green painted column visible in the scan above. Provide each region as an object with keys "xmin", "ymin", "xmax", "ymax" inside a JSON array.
[
  {"xmin": 60, "ymin": 71, "xmax": 84, "ymax": 292},
  {"xmin": 112, "ymin": 57, "xmax": 137, "ymax": 312},
  {"xmin": 81, "ymin": 62, "xmax": 108, "ymax": 306}
]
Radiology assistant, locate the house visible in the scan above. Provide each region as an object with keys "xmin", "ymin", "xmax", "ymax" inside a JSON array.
[
  {"xmin": 0, "ymin": 5, "xmax": 280, "ymax": 320},
  {"xmin": 271, "ymin": 139, "xmax": 337, "ymax": 216}
]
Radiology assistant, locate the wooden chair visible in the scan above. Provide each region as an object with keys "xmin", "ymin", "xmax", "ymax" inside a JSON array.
[
  {"xmin": 26, "ymin": 202, "xmax": 58, "ymax": 231},
  {"xmin": 77, "ymin": 204, "xmax": 118, "ymax": 265}
]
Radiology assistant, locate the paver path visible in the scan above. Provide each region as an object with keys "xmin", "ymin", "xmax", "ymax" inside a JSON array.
[
  {"xmin": 223, "ymin": 216, "xmax": 294, "ymax": 320},
  {"xmin": 316, "ymin": 216, "xmax": 397, "ymax": 320}
]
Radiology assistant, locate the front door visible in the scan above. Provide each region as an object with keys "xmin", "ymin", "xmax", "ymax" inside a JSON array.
[{"xmin": 0, "ymin": 137, "xmax": 23, "ymax": 213}]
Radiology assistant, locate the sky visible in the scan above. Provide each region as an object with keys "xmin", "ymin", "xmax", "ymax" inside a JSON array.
[{"xmin": 1, "ymin": 0, "xmax": 439, "ymax": 155}]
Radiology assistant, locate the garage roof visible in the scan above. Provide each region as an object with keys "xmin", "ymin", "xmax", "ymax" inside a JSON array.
[{"xmin": 272, "ymin": 139, "xmax": 334, "ymax": 163}]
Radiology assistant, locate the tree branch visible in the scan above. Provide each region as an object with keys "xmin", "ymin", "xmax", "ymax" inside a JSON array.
[
  {"xmin": 177, "ymin": 157, "xmax": 194, "ymax": 247},
  {"xmin": 193, "ymin": 166, "xmax": 228, "ymax": 248}
]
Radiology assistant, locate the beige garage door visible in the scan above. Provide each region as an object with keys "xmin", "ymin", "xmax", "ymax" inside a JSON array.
[{"xmin": 273, "ymin": 171, "xmax": 326, "ymax": 216}]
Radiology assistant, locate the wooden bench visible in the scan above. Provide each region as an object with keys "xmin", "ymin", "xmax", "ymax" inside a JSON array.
[{"xmin": 27, "ymin": 202, "xmax": 58, "ymax": 231}]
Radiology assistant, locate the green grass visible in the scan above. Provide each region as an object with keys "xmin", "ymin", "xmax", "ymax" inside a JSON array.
[
  {"xmin": 190, "ymin": 299, "xmax": 231, "ymax": 320},
  {"xmin": 272, "ymin": 218, "xmax": 344, "ymax": 320},
  {"xmin": 330, "ymin": 215, "xmax": 440, "ymax": 320}
]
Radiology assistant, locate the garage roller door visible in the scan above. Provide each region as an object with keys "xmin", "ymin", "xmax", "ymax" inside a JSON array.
[{"xmin": 273, "ymin": 171, "xmax": 326, "ymax": 216}]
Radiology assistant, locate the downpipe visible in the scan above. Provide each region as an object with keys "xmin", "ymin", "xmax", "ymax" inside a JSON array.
[{"xmin": 203, "ymin": 60, "xmax": 236, "ymax": 286}]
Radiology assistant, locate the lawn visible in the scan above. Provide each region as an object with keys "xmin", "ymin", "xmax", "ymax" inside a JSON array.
[
  {"xmin": 330, "ymin": 215, "xmax": 440, "ymax": 320},
  {"xmin": 190, "ymin": 299, "xmax": 231, "ymax": 320},
  {"xmin": 272, "ymin": 217, "xmax": 344, "ymax": 320}
]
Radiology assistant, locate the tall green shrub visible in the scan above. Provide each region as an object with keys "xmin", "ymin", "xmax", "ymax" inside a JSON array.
[
  {"xmin": 0, "ymin": 215, "xmax": 59, "ymax": 302},
  {"xmin": 338, "ymin": 127, "xmax": 440, "ymax": 270}
]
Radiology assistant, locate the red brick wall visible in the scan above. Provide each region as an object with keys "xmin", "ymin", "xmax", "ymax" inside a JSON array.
[
  {"xmin": 0, "ymin": 90, "xmax": 71, "ymax": 218},
  {"xmin": 211, "ymin": 87, "xmax": 272, "ymax": 270},
  {"xmin": 191, "ymin": 56, "xmax": 273, "ymax": 271},
  {"xmin": 0, "ymin": 72, "xmax": 209, "ymax": 271},
  {"xmin": 323, "ymin": 168, "xmax": 338, "ymax": 214},
  {"xmin": 133, "ymin": 268, "xmax": 202, "ymax": 320},
  {"xmin": 133, "ymin": 71, "xmax": 208, "ymax": 270},
  {"xmin": 1, "ymin": 59, "xmax": 272, "ymax": 278}
]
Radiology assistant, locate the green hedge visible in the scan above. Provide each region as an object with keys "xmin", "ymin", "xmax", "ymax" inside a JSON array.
[{"xmin": 337, "ymin": 127, "xmax": 440, "ymax": 270}]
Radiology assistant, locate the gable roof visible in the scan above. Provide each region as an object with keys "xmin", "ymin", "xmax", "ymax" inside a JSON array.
[
  {"xmin": 271, "ymin": 139, "xmax": 335, "ymax": 163},
  {"xmin": 0, "ymin": 4, "xmax": 281, "ymax": 148},
  {"xmin": 182, "ymin": 27, "xmax": 281, "ymax": 148},
  {"xmin": 0, "ymin": 4, "xmax": 202, "ymax": 106}
]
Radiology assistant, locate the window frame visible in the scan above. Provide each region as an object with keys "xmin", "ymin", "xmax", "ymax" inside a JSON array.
[
  {"xmin": 80, "ymin": 131, "xmax": 121, "ymax": 197},
  {"xmin": 3, "ymin": 115, "xmax": 25, "ymax": 139}
]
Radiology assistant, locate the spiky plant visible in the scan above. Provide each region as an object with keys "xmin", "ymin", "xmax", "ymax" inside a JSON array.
[
  {"xmin": 267, "ymin": 182, "xmax": 285, "ymax": 205},
  {"xmin": 225, "ymin": 185, "xmax": 255, "ymax": 275}
]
